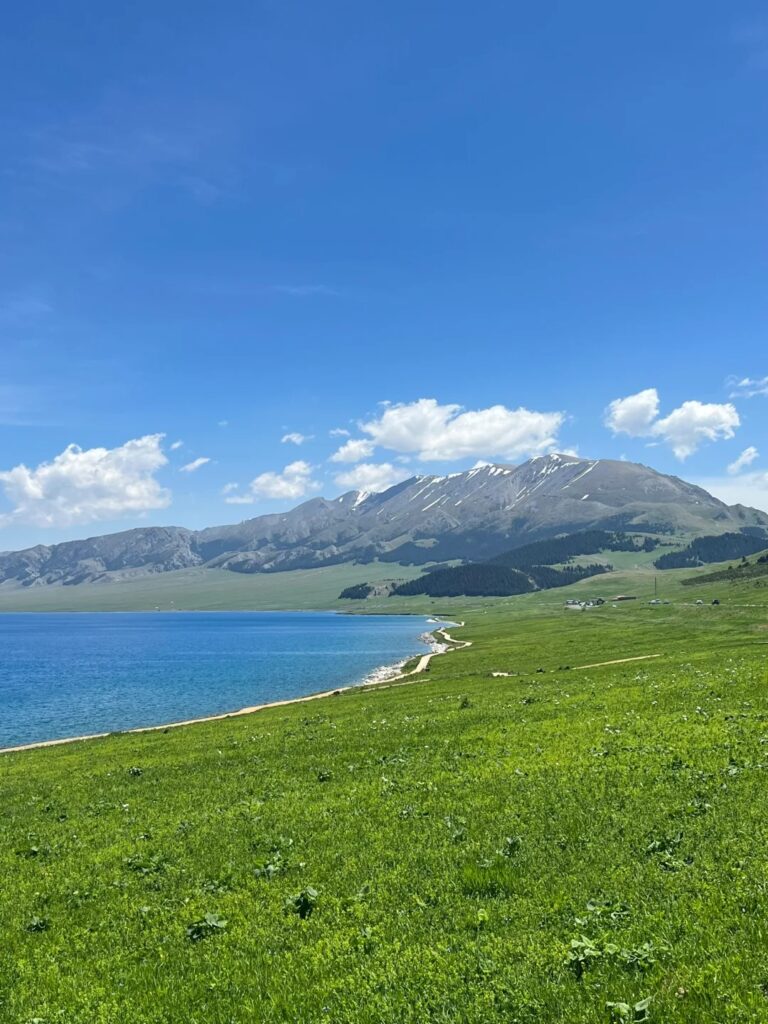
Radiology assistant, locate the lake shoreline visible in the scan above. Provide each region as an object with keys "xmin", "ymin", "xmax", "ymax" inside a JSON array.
[{"xmin": 0, "ymin": 621, "xmax": 469, "ymax": 757}]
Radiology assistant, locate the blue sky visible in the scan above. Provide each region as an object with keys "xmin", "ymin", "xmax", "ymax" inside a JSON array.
[{"xmin": 2, "ymin": 1, "xmax": 768, "ymax": 549}]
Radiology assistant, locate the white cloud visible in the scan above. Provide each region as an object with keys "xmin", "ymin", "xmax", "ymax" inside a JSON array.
[
  {"xmin": 179, "ymin": 456, "xmax": 210, "ymax": 473},
  {"xmin": 693, "ymin": 471, "xmax": 768, "ymax": 514},
  {"xmin": 170, "ymin": 440, "xmax": 184, "ymax": 451},
  {"xmin": 728, "ymin": 375, "xmax": 768, "ymax": 398},
  {"xmin": 329, "ymin": 438, "xmax": 375, "ymax": 463},
  {"xmin": 334, "ymin": 462, "xmax": 410, "ymax": 493},
  {"xmin": 727, "ymin": 446, "xmax": 759, "ymax": 475},
  {"xmin": 604, "ymin": 388, "xmax": 660, "ymax": 436},
  {"xmin": 217, "ymin": 419, "xmax": 229, "ymax": 428},
  {"xmin": 223, "ymin": 493, "xmax": 256, "ymax": 505},
  {"xmin": 329, "ymin": 427, "xmax": 351, "ymax": 438},
  {"xmin": 652, "ymin": 401, "xmax": 739, "ymax": 460},
  {"xmin": 225, "ymin": 460, "xmax": 320, "ymax": 504},
  {"xmin": 281, "ymin": 432, "xmax": 312, "ymax": 445},
  {"xmin": 221, "ymin": 482, "xmax": 239, "ymax": 495},
  {"xmin": 0, "ymin": 434, "xmax": 170, "ymax": 528},
  {"xmin": 605, "ymin": 388, "xmax": 740, "ymax": 459},
  {"xmin": 359, "ymin": 398, "xmax": 564, "ymax": 461}
]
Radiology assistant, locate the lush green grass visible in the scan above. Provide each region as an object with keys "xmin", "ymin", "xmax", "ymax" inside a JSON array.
[
  {"xmin": 1, "ymin": 567, "xmax": 768, "ymax": 1022},
  {"xmin": 567, "ymin": 547, "xmax": 666, "ymax": 570}
]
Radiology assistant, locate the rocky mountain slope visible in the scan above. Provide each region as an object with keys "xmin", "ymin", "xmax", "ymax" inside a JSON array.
[{"xmin": 2, "ymin": 454, "xmax": 767, "ymax": 586}]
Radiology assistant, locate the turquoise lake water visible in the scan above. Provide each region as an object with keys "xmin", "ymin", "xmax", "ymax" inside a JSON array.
[{"xmin": 0, "ymin": 611, "xmax": 430, "ymax": 749}]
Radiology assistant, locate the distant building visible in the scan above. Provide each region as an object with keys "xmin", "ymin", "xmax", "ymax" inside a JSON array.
[{"xmin": 564, "ymin": 597, "xmax": 605, "ymax": 610}]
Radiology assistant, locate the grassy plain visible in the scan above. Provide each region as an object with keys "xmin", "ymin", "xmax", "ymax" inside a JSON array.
[
  {"xmin": 1, "ymin": 561, "xmax": 768, "ymax": 1022},
  {"xmin": 0, "ymin": 562, "xmax": 425, "ymax": 613}
]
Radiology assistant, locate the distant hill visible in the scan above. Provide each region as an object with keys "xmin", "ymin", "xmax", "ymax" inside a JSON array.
[
  {"xmin": 653, "ymin": 532, "xmax": 768, "ymax": 569},
  {"xmin": 681, "ymin": 550, "xmax": 768, "ymax": 587},
  {"xmin": 489, "ymin": 529, "xmax": 657, "ymax": 569},
  {"xmin": 390, "ymin": 561, "xmax": 609, "ymax": 598},
  {"xmin": 1, "ymin": 454, "xmax": 767, "ymax": 588}
]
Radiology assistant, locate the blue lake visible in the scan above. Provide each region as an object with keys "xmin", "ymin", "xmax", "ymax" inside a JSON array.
[{"xmin": 0, "ymin": 611, "xmax": 431, "ymax": 749}]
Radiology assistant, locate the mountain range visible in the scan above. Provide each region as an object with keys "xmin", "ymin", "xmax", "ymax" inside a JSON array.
[{"xmin": 1, "ymin": 454, "xmax": 767, "ymax": 588}]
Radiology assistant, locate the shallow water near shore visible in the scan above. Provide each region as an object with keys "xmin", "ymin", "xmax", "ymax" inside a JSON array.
[{"xmin": 0, "ymin": 611, "xmax": 431, "ymax": 749}]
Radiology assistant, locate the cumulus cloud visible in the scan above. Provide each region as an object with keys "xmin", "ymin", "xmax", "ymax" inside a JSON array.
[
  {"xmin": 728, "ymin": 375, "xmax": 768, "ymax": 398},
  {"xmin": 281, "ymin": 432, "xmax": 312, "ymax": 445},
  {"xmin": 727, "ymin": 446, "xmax": 759, "ymax": 475},
  {"xmin": 225, "ymin": 460, "xmax": 320, "ymax": 504},
  {"xmin": 604, "ymin": 388, "xmax": 660, "ymax": 436},
  {"xmin": 605, "ymin": 388, "xmax": 740, "ymax": 459},
  {"xmin": 359, "ymin": 398, "xmax": 564, "ymax": 462},
  {"xmin": 329, "ymin": 438, "xmax": 375, "ymax": 463},
  {"xmin": 179, "ymin": 457, "xmax": 210, "ymax": 473},
  {"xmin": 333, "ymin": 462, "xmax": 411, "ymax": 493},
  {"xmin": 652, "ymin": 401, "xmax": 740, "ymax": 460},
  {"xmin": 0, "ymin": 434, "xmax": 170, "ymax": 528}
]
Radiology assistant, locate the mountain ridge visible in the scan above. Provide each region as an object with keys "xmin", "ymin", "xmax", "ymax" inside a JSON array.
[{"xmin": 1, "ymin": 454, "xmax": 766, "ymax": 587}]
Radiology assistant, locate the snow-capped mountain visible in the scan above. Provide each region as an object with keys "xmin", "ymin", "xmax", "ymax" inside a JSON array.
[{"xmin": 1, "ymin": 455, "xmax": 766, "ymax": 586}]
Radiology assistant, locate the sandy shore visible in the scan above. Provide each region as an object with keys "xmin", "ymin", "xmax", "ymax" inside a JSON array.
[{"xmin": 0, "ymin": 623, "xmax": 471, "ymax": 757}]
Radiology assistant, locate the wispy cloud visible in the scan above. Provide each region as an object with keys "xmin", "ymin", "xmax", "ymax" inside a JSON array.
[
  {"xmin": 727, "ymin": 446, "xmax": 759, "ymax": 475},
  {"xmin": 0, "ymin": 383, "xmax": 57, "ymax": 427},
  {"xmin": 22, "ymin": 98, "xmax": 236, "ymax": 209},
  {"xmin": 728, "ymin": 375, "xmax": 768, "ymax": 398},
  {"xmin": 179, "ymin": 457, "xmax": 211, "ymax": 473},
  {"xmin": 0, "ymin": 293, "xmax": 53, "ymax": 327},
  {"xmin": 281, "ymin": 432, "xmax": 313, "ymax": 445}
]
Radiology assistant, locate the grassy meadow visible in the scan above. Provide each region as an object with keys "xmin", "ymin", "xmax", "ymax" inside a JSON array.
[
  {"xmin": 0, "ymin": 562, "xmax": 426, "ymax": 613},
  {"xmin": 1, "ymin": 561, "xmax": 768, "ymax": 1022}
]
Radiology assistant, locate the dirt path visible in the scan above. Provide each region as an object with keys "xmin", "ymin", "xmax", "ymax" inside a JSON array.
[
  {"xmin": 571, "ymin": 653, "xmax": 663, "ymax": 670},
  {"xmin": 369, "ymin": 624, "xmax": 472, "ymax": 686},
  {"xmin": 492, "ymin": 652, "xmax": 662, "ymax": 678}
]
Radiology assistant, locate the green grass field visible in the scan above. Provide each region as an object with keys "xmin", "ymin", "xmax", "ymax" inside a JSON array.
[
  {"xmin": 1, "ymin": 562, "xmax": 768, "ymax": 1022},
  {"xmin": 0, "ymin": 562, "xmax": 426, "ymax": 613}
]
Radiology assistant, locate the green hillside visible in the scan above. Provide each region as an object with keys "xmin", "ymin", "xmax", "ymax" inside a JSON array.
[
  {"xmin": 680, "ymin": 551, "xmax": 768, "ymax": 587},
  {"xmin": 2, "ymin": 562, "xmax": 768, "ymax": 1022}
]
